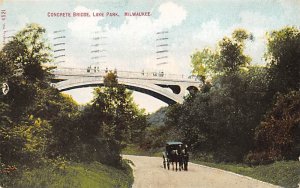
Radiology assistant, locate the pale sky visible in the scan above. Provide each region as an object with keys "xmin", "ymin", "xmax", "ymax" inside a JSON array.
[{"xmin": 1, "ymin": 0, "xmax": 299, "ymax": 113}]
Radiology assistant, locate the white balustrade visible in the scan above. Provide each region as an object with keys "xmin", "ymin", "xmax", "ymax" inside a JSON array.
[{"xmin": 52, "ymin": 67, "xmax": 199, "ymax": 82}]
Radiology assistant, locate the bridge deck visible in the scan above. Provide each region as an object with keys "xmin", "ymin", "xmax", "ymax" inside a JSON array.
[{"xmin": 52, "ymin": 67, "xmax": 199, "ymax": 83}]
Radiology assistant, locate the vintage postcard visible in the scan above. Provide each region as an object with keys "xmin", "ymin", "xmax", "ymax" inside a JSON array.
[{"xmin": 0, "ymin": 0, "xmax": 299, "ymax": 187}]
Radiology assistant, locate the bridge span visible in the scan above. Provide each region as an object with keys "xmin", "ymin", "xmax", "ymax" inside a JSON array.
[{"xmin": 51, "ymin": 67, "xmax": 201, "ymax": 104}]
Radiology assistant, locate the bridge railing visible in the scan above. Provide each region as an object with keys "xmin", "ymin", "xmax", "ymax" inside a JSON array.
[
  {"xmin": 52, "ymin": 67, "xmax": 200, "ymax": 81},
  {"xmin": 52, "ymin": 74, "xmax": 103, "ymax": 88}
]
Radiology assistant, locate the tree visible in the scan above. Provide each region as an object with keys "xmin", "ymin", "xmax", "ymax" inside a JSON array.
[
  {"xmin": 92, "ymin": 72, "xmax": 133, "ymax": 142},
  {"xmin": 45, "ymin": 93, "xmax": 80, "ymax": 159},
  {"xmin": 191, "ymin": 48, "xmax": 219, "ymax": 83},
  {"xmin": 79, "ymin": 71, "xmax": 148, "ymax": 165},
  {"xmin": 218, "ymin": 29, "xmax": 251, "ymax": 73},
  {"xmin": 0, "ymin": 23, "xmax": 55, "ymax": 165},
  {"xmin": 0, "ymin": 23, "xmax": 53, "ymax": 120},
  {"xmin": 244, "ymin": 27, "xmax": 300, "ymax": 164},
  {"xmin": 249, "ymin": 91, "xmax": 300, "ymax": 163},
  {"xmin": 168, "ymin": 29, "xmax": 269, "ymax": 162},
  {"xmin": 191, "ymin": 28, "xmax": 252, "ymax": 84},
  {"xmin": 266, "ymin": 26, "xmax": 300, "ymax": 95},
  {"xmin": 232, "ymin": 29, "xmax": 253, "ymax": 43},
  {"xmin": 0, "ymin": 23, "xmax": 81, "ymax": 166}
]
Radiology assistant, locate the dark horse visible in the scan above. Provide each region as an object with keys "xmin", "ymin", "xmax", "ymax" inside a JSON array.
[
  {"xmin": 180, "ymin": 146, "xmax": 189, "ymax": 171},
  {"xmin": 168, "ymin": 149, "xmax": 179, "ymax": 171},
  {"xmin": 177, "ymin": 145, "xmax": 188, "ymax": 171}
]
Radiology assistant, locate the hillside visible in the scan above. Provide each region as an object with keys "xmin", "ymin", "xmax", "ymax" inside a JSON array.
[{"xmin": 147, "ymin": 106, "xmax": 168, "ymax": 126}]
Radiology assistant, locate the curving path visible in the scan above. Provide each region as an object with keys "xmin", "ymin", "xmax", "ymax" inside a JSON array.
[{"xmin": 123, "ymin": 155, "xmax": 281, "ymax": 188}]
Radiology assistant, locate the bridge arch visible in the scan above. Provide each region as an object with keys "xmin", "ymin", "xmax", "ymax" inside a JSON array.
[
  {"xmin": 52, "ymin": 68, "xmax": 202, "ymax": 105},
  {"xmin": 55, "ymin": 78, "xmax": 184, "ymax": 104}
]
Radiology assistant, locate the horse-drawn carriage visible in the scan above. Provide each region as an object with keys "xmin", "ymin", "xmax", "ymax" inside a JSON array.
[{"xmin": 162, "ymin": 141, "xmax": 189, "ymax": 171}]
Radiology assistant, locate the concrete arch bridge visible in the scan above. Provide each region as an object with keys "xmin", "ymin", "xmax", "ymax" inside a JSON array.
[{"xmin": 51, "ymin": 67, "xmax": 201, "ymax": 105}]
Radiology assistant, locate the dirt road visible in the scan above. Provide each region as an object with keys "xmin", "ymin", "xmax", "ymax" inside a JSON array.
[{"xmin": 123, "ymin": 155, "xmax": 281, "ymax": 188}]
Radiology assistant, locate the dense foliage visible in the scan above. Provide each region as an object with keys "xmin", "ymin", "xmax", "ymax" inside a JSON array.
[
  {"xmin": 248, "ymin": 91, "xmax": 300, "ymax": 164},
  {"xmin": 0, "ymin": 24, "xmax": 55, "ymax": 166},
  {"xmin": 75, "ymin": 71, "xmax": 148, "ymax": 165},
  {"xmin": 165, "ymin": 27, "xmax": 300, "ymax": 163},
  {"xmin": 0, "ymin": 24, "xmax": 146, "ymax": 187},
  {"xmin": 266, "ymin": 27, "xmax": 300, "ymax": 95}
]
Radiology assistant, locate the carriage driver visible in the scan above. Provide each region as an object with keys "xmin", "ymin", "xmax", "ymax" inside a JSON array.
[{"xmin": 178, "ymin": 144, "xmax": 182, "ymax": 154}]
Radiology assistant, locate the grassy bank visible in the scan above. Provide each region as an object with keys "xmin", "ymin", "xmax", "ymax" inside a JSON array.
[
  {"xmin": 4, "ymin": 161, "xmax": 133, "ymax": 188},
  {"xmin": 122, "ymin": 144, "xmax": 161, "ymax": 157},
  {"xmin": 192, "ymin": 160, "xmax": 300, "ymax": 188}
]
